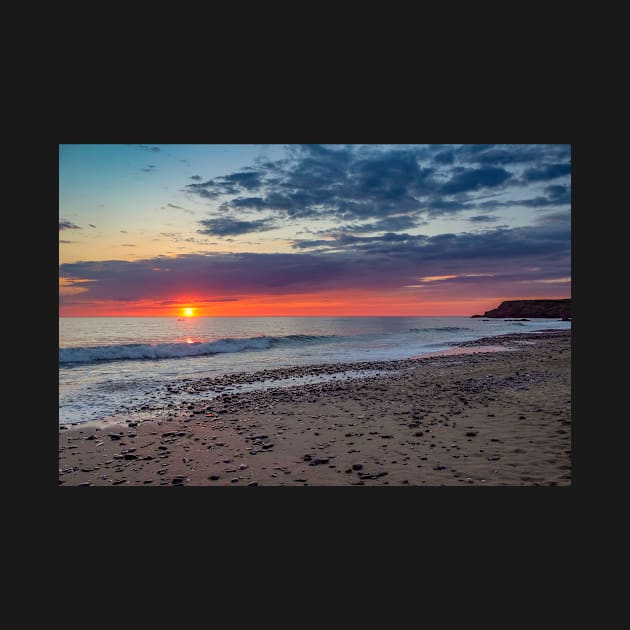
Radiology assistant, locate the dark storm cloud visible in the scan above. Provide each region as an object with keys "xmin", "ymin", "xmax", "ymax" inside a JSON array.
[
  {"xmin": 59, "ymin": 220, "xmax": 81, "ymax": 231},
  {"xmin": 198, "ymin": 217, "xmax": 277, "ymax": 236}
]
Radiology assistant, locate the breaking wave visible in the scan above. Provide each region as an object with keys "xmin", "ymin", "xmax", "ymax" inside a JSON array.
[{"xmin": 59, "ymin": 334, "xmax": 335, "ymax": 365}]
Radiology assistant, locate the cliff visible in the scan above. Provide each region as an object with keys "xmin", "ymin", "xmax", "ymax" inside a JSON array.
[{"xmin": 472, "ymin": 299, "xmax": 571, "ymax": 319}]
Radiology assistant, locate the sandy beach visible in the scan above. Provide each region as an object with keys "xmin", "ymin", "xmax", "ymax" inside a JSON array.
[{"xmin": 58, "ymin": 330, "xmax": 571, "ymax": 486}]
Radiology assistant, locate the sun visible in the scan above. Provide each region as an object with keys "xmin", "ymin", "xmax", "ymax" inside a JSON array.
[{"xmin": 183, "ymin": 307, "xmax": 194, "ymax": 317}]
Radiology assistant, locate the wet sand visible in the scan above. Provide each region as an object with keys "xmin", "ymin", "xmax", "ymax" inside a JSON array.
[{"xmin": 58, "ymin": 330, "xmax": 571, "ymax": 486}]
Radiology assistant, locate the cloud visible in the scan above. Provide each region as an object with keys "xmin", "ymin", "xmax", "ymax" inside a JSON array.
[
  {"xmin": 184, "ymin": 145, "xmax": 568, "ymax": 231},
  {"xmin": 468, "ymin": 214, "xmax": 499, "ymax": 223},
  {"xmin": 186, "ymin": 145, "xmax": 439, "ymax": 221},
  {"xmin": 189, "ymin": 175, "xmax": 202, "ymax": 181},
  {"xmin": 517, "ymin": 184, "xmax": 571, "ymax": 208},
  {"xmin": 535, "ymin": 210, "xmax": 571, "ymax": 225},
  {"xmin": 452, "ymin": 144, "xmax": 570, "ymax": 166},
  {"xmin": 341, "ymin": 215, "xmax": 423, "ymax": 233},
  {"xmin": 522, "ymin": 162, "xmax": 571, "ymax": 182},
  {"xmin": 142, "ymin": 165, "xmax": 157, "ymax": 173},
  {"xmin": 545, "ymin": 184, "xmax": 570, "ymax": 203},
  {"xmin": 120, "ymin": 230, "xmax": 127, "ymax": 234},
  {"xmin": 59, "ymin": 240, "xmax": 75, "ymax": 244},
  {"xmin": 121, "ymin": 244, "xmax": 136, "ymax": 247},
  {"xmin": 89, "ymin": 224, "xmax": 96, "ymax": 228},
  {"xmin": 59, "ymin": 214, "xmax": 570, "ymax": 310},
  {"xmin": 198, "ymin": 217, "xmax": 277, "ymax": 236},
  {"xmin": 167, "ymin": 202, "xmax": 195, "ymax": 215},
  {"xmin": 137, "ymin": 145, "xmax": 160, "ymax": 152},
  {"xmin": 59, "ymin": 220, "xmax": 81, "ymax": 231},
  {"xmin": 433, "ymin": 150, "xmax": 455, "ymax": 164},
  {"xmin": 440, "ymin": 167, "xmax": 512, "ymax": 194},
  {"xmin": 290, "ymin": 221, "xmax": 570, "ymax": 264},
  {"xmin": 158, "ymin": 298, "xmax": 239, "ymax": 305}
]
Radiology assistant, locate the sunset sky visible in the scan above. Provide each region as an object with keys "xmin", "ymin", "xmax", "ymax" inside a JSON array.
[{"xmin": 59, "ymin": 144, "xmax": 571, "ymax": 316}]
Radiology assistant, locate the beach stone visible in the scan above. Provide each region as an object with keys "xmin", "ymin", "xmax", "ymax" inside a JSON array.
[
  {"xmin": 109, "ymin": 434, "xmax": 122, "ymax": 440},
  {"xmin": 352, "ymin": 464, "xmax": 363, "ymax": 470},
  {"xmin": 247, "ymin": 482, "xmax": 259, "ymax": 486},
  {"xmin": 465, "ymin": 432, "xmax": 477, "ymax": 437},
  {"xmin": 172, "ymin": 476, "xmax": 186, "ymax": 484},
  {"xmin": 208, "ymin": 475, "xmax": 220, "ymax": 480}
]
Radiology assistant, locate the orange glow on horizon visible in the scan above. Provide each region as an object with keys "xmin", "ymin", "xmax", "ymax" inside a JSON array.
[{"xmin": 59, "ymin": 290, "xmax": 571, "ymax": 318}]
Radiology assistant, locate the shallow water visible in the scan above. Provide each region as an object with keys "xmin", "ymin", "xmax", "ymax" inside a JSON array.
[{"xmin": 59, "ymin": 316, "xmax": 570, "ymax": 424}]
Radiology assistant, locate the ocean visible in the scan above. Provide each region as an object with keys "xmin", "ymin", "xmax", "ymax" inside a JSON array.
[{"xmin": 59, "ymin": 316, "xmax": 571, "ymax": 425}]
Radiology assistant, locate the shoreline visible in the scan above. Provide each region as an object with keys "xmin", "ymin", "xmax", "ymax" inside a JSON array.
[{"xmin": 59, "ymin": 329, "xmax": 571, "ymax": 486}]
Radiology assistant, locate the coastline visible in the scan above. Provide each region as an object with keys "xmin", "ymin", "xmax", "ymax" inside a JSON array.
[{"xmin": 59, "ymin": 329, "xmax": 571, "ymax": 486}]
